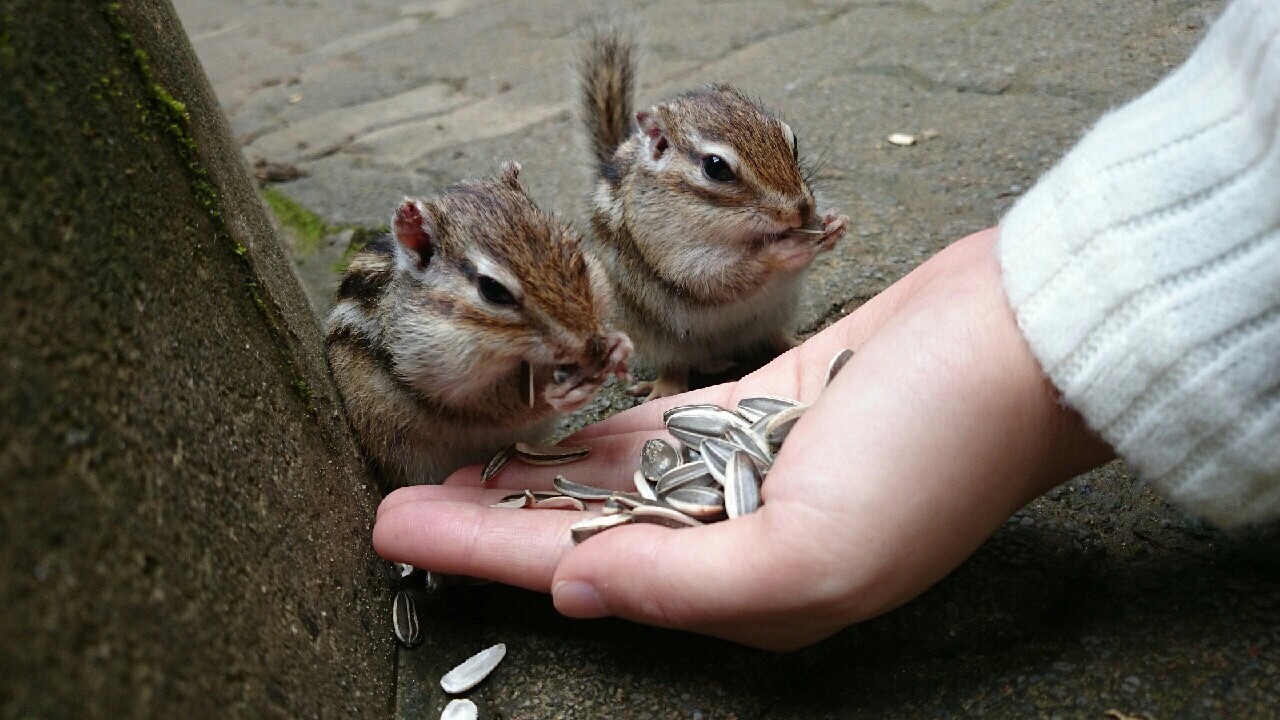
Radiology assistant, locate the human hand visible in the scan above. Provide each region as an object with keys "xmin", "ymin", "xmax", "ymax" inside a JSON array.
[{"xmin": 373, "ymin": 228, "xmax": 1114, "ymax": 650}]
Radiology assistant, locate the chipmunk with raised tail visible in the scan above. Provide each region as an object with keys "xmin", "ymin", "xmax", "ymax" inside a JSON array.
[
  {"xmin": 325, "ymin": 161, "xmax": 632, "ymax": 489},
  {"xmin": 579, "ymin": 28, "xmax": 848, "ymax": 400}
]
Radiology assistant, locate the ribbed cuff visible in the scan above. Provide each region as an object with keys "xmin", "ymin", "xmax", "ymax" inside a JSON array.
[{"xmin": 998, "ymin": 0, "xmax": 1280, "ymax": 526}]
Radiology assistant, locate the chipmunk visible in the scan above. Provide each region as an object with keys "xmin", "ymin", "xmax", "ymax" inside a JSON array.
[
  {"xmin": 325, "ymin": 161, "xmax": 632, "ymax": 489},
  {"xmin": 579, "ymin": 28, "xmax": 848, "ymax": 400}
]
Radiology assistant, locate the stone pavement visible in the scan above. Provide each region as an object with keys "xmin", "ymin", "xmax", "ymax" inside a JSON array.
[{"xmin": 173, "ymin": 1, "xmax": 1279, "ymax": 717}]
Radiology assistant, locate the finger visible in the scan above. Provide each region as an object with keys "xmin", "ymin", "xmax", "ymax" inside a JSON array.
[
  {"xmin": 373, "ymin": 498, "xmax": 588, "ymax": 592},
  {"xmin": 440, "ymin": 429, "xmax": 673, "ymax": 491},
  {"xmin": 550, "ymin": 499, "xmax": 840, "ymax": 646},
  {"xmin": 376, "ymin": 483, "xmax": 537, "ymax": 520}
]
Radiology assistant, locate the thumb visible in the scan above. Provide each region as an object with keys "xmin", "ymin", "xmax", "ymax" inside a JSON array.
[{"xmin": 550, "ymin": 503, "xmax": 847, "ymax": 650}]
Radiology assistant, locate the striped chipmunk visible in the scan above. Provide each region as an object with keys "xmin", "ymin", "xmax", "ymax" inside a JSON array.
[
  {"xmin": 579, "ymin": 27, "xmax": 849, "ymax": 400},
  {"xmin": 325, "ymin": 161, "xmax": 632, "ymax": 489}
]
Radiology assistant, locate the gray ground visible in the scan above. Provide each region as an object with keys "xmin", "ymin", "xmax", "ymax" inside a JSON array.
[{"xmin": 173, "ymin": 1, "xmax": 1278, "ymax": 718}]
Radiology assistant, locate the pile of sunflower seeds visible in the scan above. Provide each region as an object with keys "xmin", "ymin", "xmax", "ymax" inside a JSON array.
[{"xmin": 483, "ymin": 348, "xmax": 855, "ymax": 543}]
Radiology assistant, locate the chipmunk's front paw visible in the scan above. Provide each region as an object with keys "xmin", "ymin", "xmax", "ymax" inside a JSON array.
[
  {"xmin": 626, "ymin": 370, "xmax": 688, "ymax": 402},
  {"xmin": 544, "ymin": 331, "xmax": 634, "ymax": 412},
  {"xmin": 817, "ymin": 209, "xmax": 849, "ymax": 251}
]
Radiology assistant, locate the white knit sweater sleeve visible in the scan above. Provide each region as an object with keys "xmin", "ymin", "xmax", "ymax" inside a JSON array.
[{"xmin": 998, "ymin": 0, "xmax": 1280, "ymax": 527}]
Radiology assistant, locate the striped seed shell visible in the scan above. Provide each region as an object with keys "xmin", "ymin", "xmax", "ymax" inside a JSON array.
[
  {"xmin": 698, "ymin": 437, "xmax": 739, "ymax": 484},
  {"xmin": 724, "ymin": 425, "xmax": 772, "ymax": 469},
  {"xmin": 737, "ymin": 396, "xmax": 802, "ymax": 418},
  {"xmin": 520, "ymin": 361, "xmax": 534, "ymax": 408},
  {"xmin": 513, "ymin": 442, "xmax": 590, "ymax": 465},
  {"xmin": 440, "ymin": 643, "xmax": 507, "ymax": 694},
  {"xmin": 552, "ymin": 475, "xmax": 616, "ymax": 501},
  {"xmin": 629, "ymin": 503, "xmax": 703, "ymax": 529},
  {"xmin": 570, "ymin": 512, "xmax": 635, "ymax": 543},
  {"xmin": 392, "ymin": 590, "xmax": 423, "ymax": 648},
  {"xmin": 825, "ymin": 348, "xmax": 855, "ymax": 387},
  {"xmin": 724, "ymin": 450, "xmax": 763, "ymax": 519},
  {"xmin": 423, "ymin": 571, "xmax": 442, "ymax": 593},
  {"xmin": 655, "ymin": 461, "xmax": 715, "ymax": 495},
  {"xmin": 606, "ymin": 493, "xmax": 655, "ymax": 510},
  {"xmin": 664, "ymin": 486, "xmax": 726, "ymax": 519},
  {"xmin": 640, "ymin": 438, "xmax": 681, "ymax": 482},
  {"xmin": 440, "ymin": 699, "xmax": 478, "ymax": 720},
  {"xmin": 481, "ymin": 443, "xmax": 515, "ymax": 482},
  {"xmin": 490, "ymin": 490, "xmax": 536, "ymax": 509},
  {"xmin": 764, "ymin": 405, "xmax": 806, "ymax": 451},
  {"xmin": 662, "ymin": 403, "xmax": 722, "ymax": 423},
  {"xmin": 532, "ymin": 495, "xmax": 587, "ymax": 511},
  {"xmin": 633, "ymin": 470, "xmax": 658, "ymax": 501},
  {"xmin": 665, "ymin": 406, "xmax": 750, "ymax": 445}
]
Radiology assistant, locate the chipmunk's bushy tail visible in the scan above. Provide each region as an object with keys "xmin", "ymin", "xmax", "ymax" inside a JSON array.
[{"xmin": 579, "ymin": 26, "xmax": 635, "ymax": 168}]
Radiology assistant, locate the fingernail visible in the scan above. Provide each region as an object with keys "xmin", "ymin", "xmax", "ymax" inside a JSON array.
[{"xmin": 552, "ymin": 580, "xmax": 607, "ymax": 618}]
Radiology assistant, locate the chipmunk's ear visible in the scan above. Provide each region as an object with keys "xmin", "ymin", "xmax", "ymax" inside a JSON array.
[
  {"xmin": 635, "ymin": 109, "xmax": 670, "ymax": 162},
  {"xmin": 392, "ymin": 198, "xmax": 435, "ymax": 268},
  {"xmin": 498, "ymin": 160, "xmax": 526, "ymax": 193}
]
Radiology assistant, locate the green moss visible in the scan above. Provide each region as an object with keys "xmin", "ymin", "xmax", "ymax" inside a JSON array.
[
  {"xmin": 104, "ymin": 2, "xmax": 306, "ymax": 408},
  {"xmin": 262, "ymin": 188, "xmax": 330, "ymax": 254},
  {"xmin": 334, "ymin": 226, "xmax": 387, "ymax": 273}
]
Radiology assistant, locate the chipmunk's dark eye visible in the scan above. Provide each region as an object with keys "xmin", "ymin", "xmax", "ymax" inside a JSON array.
[
  {"xmin": 701, "ymin": 155, "xmax": 736, "ymax": 183},
  {"xmin": 477, "ymin": 275, "xmax": 517, "ymax": 306}
]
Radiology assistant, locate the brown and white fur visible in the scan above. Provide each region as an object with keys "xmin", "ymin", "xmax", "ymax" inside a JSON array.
[
  {"xmin": 579, "ymin": 28, "xmax": 848, "ymax": 400},
  {"xmin": 325, "ymin": 162, "xmax": 631, "ymax": 490}
]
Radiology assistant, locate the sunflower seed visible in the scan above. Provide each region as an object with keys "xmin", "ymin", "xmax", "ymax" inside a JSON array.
[
  {"xmin": 440, "ymin": 642, "xmax": 506, "ymax": 694},
  {"xmin": 490, "ymin": 490, "xmax": 536, "ymax": 509},
  {"xmin": 698, "ymin": 437, "xmax": 738, "ymax": 484},
  {"xmin": 737, "ymin": 396, "xmax": 802, "ymax": 418},
  {"xmin": 606, "ymin": 492, "xmax": 655, "ymax": 510},
  {"xmin": 440, "ymin": 698, "xmax": 478, "ymax": 720},
  {"xmin": 423, "ymin": 571, "xmax": 442, "ymax": 593},
  {"xmin": 665, "ymin": 406, "xmax": 750, "ymax": 445},
  {"xmin": 724, "ymin": 450, "xmax": 763, "ymax": 519},
  {"xmin": 514, "ymin": 442, "xmax": 590, "ymax": 465},
  {"xmin": 481, "ymin": 443, "xmax": 516, "ymax": 482},
  {"xmin": 520, "ymin": 361, "xmax": 534, "ymax": 408},
  {"xmin": 680, "ymin": 444, "xmax": 702, "ymax": 463},
  {"xmin": 664, "ymin": 486, "xmax": 726, "ymax": 518},
  {"xmin": 630, "ymin": 503, "xmax": 703, "ymax": 529},
  {"xmin": 532, "ymin": 495, "xmax": 587, "ymax": 511},
  {"xmin": 633, "ymin": 470, "xmax": 658, "ymax": 501},
  {"xmin": 764, "ymin": 405, "xmax": 805, "ymax": 451},
  {"xmin": 825, "ymin": 348, "xmax": 854, "ymax": 387},
  {"xmin": 655, "ymin": 461, "xmax": 714, "ymax": 495},
  {"xmin": 640, "ymin": 438, "xmax": 681, "ymax": 482},
  {"xmin": 662, "ymin": 403, "xmax": 721, "ymax": 423},
  {"xmin": 724, "ymin": 425, "xmax": 772, "ymax": 469},
  {"xmin": 552, "ymin": 475, "xmax": 616, "ymax": 501},
  {"xmin": 570, "ymin": 512, "xmax": 635, "ymax": 543},
  {"xmin": 392, "ymin": 590, "xmax": 423, "ymax": 648}
]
